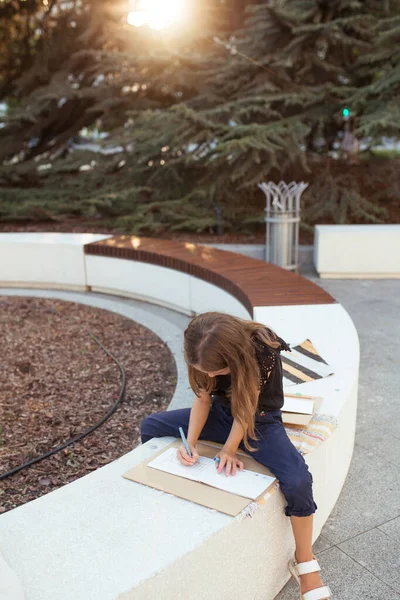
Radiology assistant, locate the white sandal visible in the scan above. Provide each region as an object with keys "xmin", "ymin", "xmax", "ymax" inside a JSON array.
[{"xmin": 288, "ymin": 554, "xmax": 332, "ymax": 599}]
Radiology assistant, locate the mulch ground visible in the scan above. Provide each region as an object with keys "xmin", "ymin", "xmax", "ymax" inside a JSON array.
[{"xmin": 0, "ymin": 296, "xmax": 177, "ymax": 514}]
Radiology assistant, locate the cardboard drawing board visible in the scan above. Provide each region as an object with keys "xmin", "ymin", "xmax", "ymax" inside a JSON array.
[{"xmin": 122, "ymin": 439, "xmax": 277, "ymax": 517}]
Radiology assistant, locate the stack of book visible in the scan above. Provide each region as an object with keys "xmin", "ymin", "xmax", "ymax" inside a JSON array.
[{"xmin": 281, "ymin": 393, "xmax": 322, "ymax": 426}]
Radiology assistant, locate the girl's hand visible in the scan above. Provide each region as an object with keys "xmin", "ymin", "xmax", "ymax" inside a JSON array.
[
  {"xmin": 215, "ymin": 447, "xmax": 244, "ymax": 477},
  {"xmin": 177, "ymin": 443, "xmax": 199, "ymax": 467}
]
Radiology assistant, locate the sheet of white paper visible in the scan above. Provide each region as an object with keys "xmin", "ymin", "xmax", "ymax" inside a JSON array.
[
  {"xmin": 148, "ymin": 447, "xmax": 210, "ymax": 482},
  {"xmin": 283, "ymin": 396, "xmax": 314, "ymax": 414},
  {"xmin": 148, "ymin": 447, "xmax": 276, "ymax": 500},
  {"xmin": 201, "ymin": 465, "xmax": 276, "ymax": 499}
]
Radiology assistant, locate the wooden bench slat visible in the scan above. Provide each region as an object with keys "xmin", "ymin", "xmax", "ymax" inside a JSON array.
[{"xmin": 84, "ymin": 236, "xmax": 335, "ymax": 315}]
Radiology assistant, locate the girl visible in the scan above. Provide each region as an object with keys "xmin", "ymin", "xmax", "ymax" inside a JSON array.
[{"xmin": 141, "ymin": 312, "xmax": 332, "ymax": 600}]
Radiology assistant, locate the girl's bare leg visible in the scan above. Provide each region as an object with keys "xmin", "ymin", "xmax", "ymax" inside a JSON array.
[{"xmin": 290, "ymin": 515, "xmax": 329, "ymax": 598}]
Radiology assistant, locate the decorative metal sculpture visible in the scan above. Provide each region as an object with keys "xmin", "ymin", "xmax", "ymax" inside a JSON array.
[{"xmin": 258, "ymin": 181, "xmax": 309, "ymax": 271}]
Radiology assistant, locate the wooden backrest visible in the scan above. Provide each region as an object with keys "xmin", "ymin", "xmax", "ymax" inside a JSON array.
[{"xmin": 85, "ymin": 236, "xmax": 335, "ymax": 317}]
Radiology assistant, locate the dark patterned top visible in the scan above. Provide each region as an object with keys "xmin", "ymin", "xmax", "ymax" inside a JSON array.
[{"xmin": 212, "ymin": 333, "xmax": 291, "ymax": 413}]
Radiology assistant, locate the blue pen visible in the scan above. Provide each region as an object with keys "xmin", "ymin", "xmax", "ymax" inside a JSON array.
[{"xmin": 178, "ymin": 427, "xmax": 192, "ymax": 458}]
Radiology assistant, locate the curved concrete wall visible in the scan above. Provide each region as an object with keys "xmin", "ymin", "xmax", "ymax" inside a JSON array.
[
  {"xmin": 0, "ymin": 233, "xmax": 111, "ymax": 290},
  {"xmin": 86, "ymin": 254, "xmax": 250, "ymax": 318},
  {"xmin": 0, "ymin": 234, "xmax": 359, "ymax": 600}
]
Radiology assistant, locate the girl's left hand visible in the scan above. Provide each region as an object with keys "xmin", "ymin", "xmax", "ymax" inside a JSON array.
[{"xmin": 215, "ymin": 447, "xmax": 244, "ymax": 477}]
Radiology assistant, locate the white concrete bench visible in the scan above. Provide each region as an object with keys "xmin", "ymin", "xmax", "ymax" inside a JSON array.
[
  {"xmin": 0, "ymin": 233, "xmax": 360, "ymax": 600},
  {"xmin": 314, "ymin": 224, "xmax": 400, "ymax": 278},
  {"xmin": 0, "ymin": 233, "xmax": 111, "ymax": 290}
]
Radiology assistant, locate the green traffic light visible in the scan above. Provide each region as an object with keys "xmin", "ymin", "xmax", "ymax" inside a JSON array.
[{"xmin": 342, "ymin": 108, "xmax": 350, "ymax": 117}]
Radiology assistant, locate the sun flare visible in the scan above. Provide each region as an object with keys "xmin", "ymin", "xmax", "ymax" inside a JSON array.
[{"xmin": 127, "ymin": 0, "xmax": 185, "ymax": 30}]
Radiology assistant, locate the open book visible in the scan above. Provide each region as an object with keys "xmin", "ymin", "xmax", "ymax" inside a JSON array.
[{"xmin": 148, "ymin": 447, "xmax": 276, "ymax": 500}]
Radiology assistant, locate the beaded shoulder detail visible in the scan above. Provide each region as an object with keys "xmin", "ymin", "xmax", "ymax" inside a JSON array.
[
  {"xmin": 253, "ymin": 334, "xmax": 291, "ymax": 390},
  {"xmin": 258, "ymin": 346, "xmax": 276, "ymax": 389}
]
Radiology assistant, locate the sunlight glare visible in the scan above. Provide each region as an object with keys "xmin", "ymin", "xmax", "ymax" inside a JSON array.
[{"xmin": 127, "ymin": 0, "xmax": 185, "ymax": 30}]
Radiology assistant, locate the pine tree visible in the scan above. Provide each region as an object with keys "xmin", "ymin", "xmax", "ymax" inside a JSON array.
[
  {"xmin": 1, "ymin": 0, "xmax": 399, "ymax": 233},
  {"xmin": 0, "ymin": 0, "xmax": 243, "ymax": 232},
  {"xmin": 350, "ymin": 5, "xmax": 400, "ymax": 142},
  {"xmin": 0, "ymin": 0, "xmax": 232, "ymax": 163},
  {"xmin": 0, "ymin": 0, "xmax": 47, "ymax": 98},
  {"xmin": 129, "ymin": 0, "xmax": 398, "ymax": 228}
]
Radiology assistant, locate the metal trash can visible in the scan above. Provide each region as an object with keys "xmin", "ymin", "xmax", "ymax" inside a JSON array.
[{"xmin": 258, "ymin": 180, "xmax": 308, "ymax": 271}]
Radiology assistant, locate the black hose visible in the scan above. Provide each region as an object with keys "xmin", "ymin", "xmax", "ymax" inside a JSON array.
[{"xmin": 0, "ymin": 301, "xmax": 126, "ymax": 481}]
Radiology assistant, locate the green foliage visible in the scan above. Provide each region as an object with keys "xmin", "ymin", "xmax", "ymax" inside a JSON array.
[
  {"xmin": 0, "ymin": 0, "xmax": 399, "ymax": 232},
  {"xmin": 350, "ymin": 13, "xmax": 400, "ymax": 142},
  {"xmin": 302, "ymin": 172, "xmax": 387, "ymax": 225}
]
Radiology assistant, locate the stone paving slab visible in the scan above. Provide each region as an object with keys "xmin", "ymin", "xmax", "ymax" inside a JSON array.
[
  {"xmin": 338, "ymin": 528, "xmax": 400, "ymax": 594},
  {"xmin": 320, "ymin": 444, "xmax": 400, "ymax": 545},
  {"xmin": 313, "ymin": 534, "xmax": 335, "ymax": 554},
  {"xmin": 276, "ymin": 546, "xmax": 400, "ymax": 600},
  {"xmin": 356, "ymin": 426, "xmax": 400, "ymax": 468},
  {"xmin": 378, "ymin": 517, "xmax": 400, "ymax": 543},
  {"xmin": 355, "ymin": 383, "xmax": 399, "ymax": 436}
]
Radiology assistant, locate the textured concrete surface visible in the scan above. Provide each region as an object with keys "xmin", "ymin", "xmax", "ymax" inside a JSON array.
[
  {"xmin": 312, "ymin": 444, "xmax": 400, "ymax": 544},
  {"xmin": 338, "ymin": 529, "xmax": 400, "ymax": 593},
  {"xmin": 2, "ymin": 272, "xmax": 399, "ymax": 599},
  {"xmin": 356, "ymin": 426, "xmax": 400, "ymax": 467},
  {"xmin": 276, "ymin": 272, "xmax": 400, "ymax": 599},
  {"xmin": 378, "ymin": 517, "xmax": 400, "ymax": 543}
]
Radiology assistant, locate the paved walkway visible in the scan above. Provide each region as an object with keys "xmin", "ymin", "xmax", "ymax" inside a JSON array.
[
  {"xmin": 276, "ymin": 274, "xmax": 400, "ymax": 600},
  {"xmin": 2, "ymin": 275, "xmax": 399, "ymax": 599}
]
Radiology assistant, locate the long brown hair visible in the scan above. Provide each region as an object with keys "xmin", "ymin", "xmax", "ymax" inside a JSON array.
[{"xmin": 184, "ymin": 311, "xmax": 282, "ymax": 452}]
